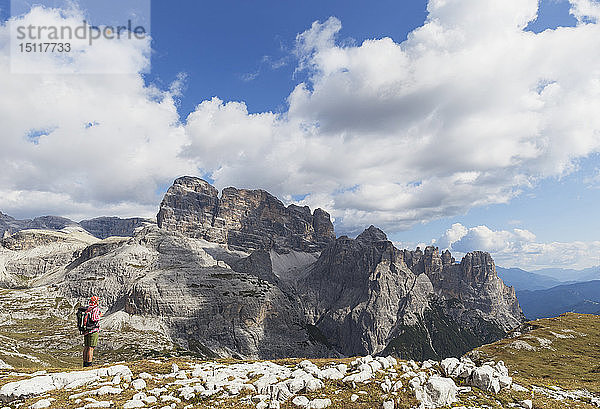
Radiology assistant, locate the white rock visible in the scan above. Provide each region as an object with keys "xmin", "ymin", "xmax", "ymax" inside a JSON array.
[
  {"xmin": 319, "ymin": 368, "xmax": 344, "ymax": 380},
  {"xmin": 511, "ymin": 383, "xmax": 529, "ymax": 392},
  {"xmin": 30, "ymin": 399, "xmax": 52, "ymax": 409},
  {"xmin": 272, "ymin": 382, "xmax": 293, "ymax": 402},
  {"xmin": 470, "ymin": 365, "xmax": 501, "ymax": 394},
  {"xmin": 499, "ymin": 375, "xmax": 513, "ymax": 389},
  {"xmin": 392, "ymin": 380, "xmax": 403, "ymax": 392},
  {"xmin": 256, "ymin": 402, "xmax": 268, "ymax": 409},
  {"xmin": 0, "ymin": 365, "xmax": 132, "ymax": 401},
  {"xmin": 376, "ymin": 356, "xmax": 391, "ymax": 369},
  {"xmin": 368, "ymin": 360, "xmax": 383, "ymax": 373},
  {"xmin": 383, "ymin": 400, "xmax": 394, "ymax": 409},
  {"xmin": 131, "ymin": 379, "xmax": 147, "ymax": 390},
  {"xmin": 308, "ymin": 398, "xmax": 331, "ymax": 409},
  {"xmin": 519, "ymin": 400, "xmax": 533, "ymax": 409},
  {"xmin": 269, "ymin": 400, "xmax": 280, "ymax": 409},
  {"xmin": 160, "ymin": 395, "xmax": 181, "ymax": 403},
  {"xmin": 138, "ymin": 372, "xmax": 153, "ymax": 380},
  {"xmin": 143, "ymin": 396, "xmax": 157, "ymax": 404},
  {"xmin": 96, "ymin": 386, "xmax": 122, "ymax": 396},
  {"xmin": 292, "ymin": 396, "xmax": 310, "ymax": 407},
  {"xmin": 305, "ymin": 378, "xmax": 324, "ymax": 392},
  {"xmin": 132, "ymin": 392, "xmax": 147, "ymax": 402},
  {"xmin": 422, "ymin": 376, "xmax": 458, "ymax": 408},
  {"xmin": 287, "ymin": 378, "xmax": 306, "ymax": 394},
  {"xmin": 350, "ymin": 394, "xmax": 359, "ymax": 402},
  {"xmin": 123, "ymin": 400, "xmax": 145, "ymax": 409}
]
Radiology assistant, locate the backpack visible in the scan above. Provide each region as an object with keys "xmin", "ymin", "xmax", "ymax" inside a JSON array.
[{"xmin": 76, "ymin": 306, "xmax": 99, "ymax": 334}]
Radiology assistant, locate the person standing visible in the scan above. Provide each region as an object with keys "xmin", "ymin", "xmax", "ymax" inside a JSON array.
[{"xmin": 82, "ymin": 295, "xmax": 101, "ymax": 367}]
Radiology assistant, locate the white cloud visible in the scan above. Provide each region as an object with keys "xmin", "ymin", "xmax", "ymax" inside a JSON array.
[
  {"xmin": 182, "ymin": 0, "xmax": 600, "ymax": 234},
  {"xmin": 434, "ymin": 223, "xmax": 600, "ymax": 269},
  {"xmin": 2, "ymin": 1, "xmax": 600, "ymax": 237},
  {"xmin": 0, "ymin": 6, "xmax": 194, "ymax": 220}
]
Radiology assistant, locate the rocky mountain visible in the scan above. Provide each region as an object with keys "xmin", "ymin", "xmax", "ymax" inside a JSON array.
[
  {"xmin": 297, "ymin": 226, "xmax": 523, "ymax": 360},
  {"xmin": 0, "ymin": 212, "xmax": 76, "ymax": 238},
  {"xmin": 157, "ymin": 176, "xmax": 335, "ymax": 253},
  {"xmin": 79, "ymin": 217, "xmax": 153, "ymax": 239},
  {"xmin": 0, "ymin": 176, "xmax": 525, "ymax": 363},
  {"xmin": 0, "ymin": 211, "xmax": 152, "ymax": 240}
]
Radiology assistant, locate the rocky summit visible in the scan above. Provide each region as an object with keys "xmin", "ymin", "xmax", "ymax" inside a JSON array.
[
  {"xmin": 156, "ymin": 177, "xmax": 335, "ymax": 253},
  {"xmin": 0, "ymin": 176, "xmax": 525, "ymax": 365},
  {"xmin": 297, "ymin": 227, "xmax": 523, "ymax": 360}
]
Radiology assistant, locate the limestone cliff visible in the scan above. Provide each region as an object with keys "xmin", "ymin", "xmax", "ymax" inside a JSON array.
[
  {"xmin": 156, "ymin": 177, "xmax": 335, "ymax": 253},
  {"xmin": 79, "ymin": 217, "xmax": 152, "ymax": 239},
  {"xmin": 0, "ymin": 211, "xmax": 153, "ymax": 240},
  {"xmin": 57, "ymin": 225, "xmax": 334, "ymax": 359},
  {"xmin": 296, "ymin": 226, "xmax": 524, "ymax": 360},
  {"xmin": 0, "ymin": 179, "xmax": 525, "ymax": 361}
]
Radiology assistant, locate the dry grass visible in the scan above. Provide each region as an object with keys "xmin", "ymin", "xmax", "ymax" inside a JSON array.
[{"xmin": 3, "ymin": 314, "xmax": 600, "ymax": 409}]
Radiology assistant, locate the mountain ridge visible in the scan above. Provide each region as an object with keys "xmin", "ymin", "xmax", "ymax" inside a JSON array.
[
  {"xmin": 0, "ymin": 176, "xmax": 525, "ymax": 363},
  {"xmin": 0, "ymin": 212, "xmax": 153, "ymax": 241}
]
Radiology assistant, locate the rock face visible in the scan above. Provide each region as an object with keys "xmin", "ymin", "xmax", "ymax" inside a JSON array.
[
  {"xmin": 0, "ymin": 211, "xmax": 153, "ymax": 240},
  {"xmin": 157, "ymin": 177, "xmax": 335, "ymax": 253},
  {"xmin": 58, "ymin": 225, "xmax": 333, "ymax": 359},
  {"xmin": 0, "ymin": 178, "xmax": 524, "ymax": 361},
  {"xmin": 0, "ymin": 228, "xmax": 99, "ymax": 285},
  {"xmin": 296, "ymin": 226, "xmax": 524, "ymax": 360},
  {"xmin": 0, "ymin": 213, "xmax": 76, "ymax": 238},
  {"xmin": 79, "ymin": 217, "xmax": 152, "ymax": 239}
]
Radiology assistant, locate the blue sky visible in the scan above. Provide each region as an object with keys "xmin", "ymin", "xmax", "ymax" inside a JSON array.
[{"xmin": 1, "ymin": 0, "xmax": 599, "ymax": 270}]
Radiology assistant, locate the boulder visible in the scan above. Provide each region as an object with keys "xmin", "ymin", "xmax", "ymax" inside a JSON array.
[{"xmin": 422, "ymin": 376, "xmax": 458, "ymax": 408}]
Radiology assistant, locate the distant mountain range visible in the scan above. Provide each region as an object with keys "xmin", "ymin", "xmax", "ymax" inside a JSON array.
[
  {"xmin": 496, "ymin": 266, "xmax": 599, "ymax": 291},
  {"xmin": 496, "ymin": 266, "xmax": 566, "ymax": 291},
  {"xmin": 516, "ymin": 281, "xmax": 600, "ymax": 320},
  {"xmin": 530, "ymin": 266, "xmax": 600, "ymax": 282},
  {"xmin": 0, "ymin": 212, "xmax": 152, "ymax": 239},
  {"xmin": 496, "ymin": 266, "xmax": 600, "ymax": 319}
]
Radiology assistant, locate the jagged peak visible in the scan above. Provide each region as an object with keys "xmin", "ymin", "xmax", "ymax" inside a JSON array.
[{"xmin": 356, "ymin": 225, "xmax": 388, "ymax": 242}]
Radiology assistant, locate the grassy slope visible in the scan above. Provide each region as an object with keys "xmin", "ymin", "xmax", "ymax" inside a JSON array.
[
  {"xmin": 1, "ymin": 303, "xmax": 598, "ymax": 409},
  {"xmin": 0, "ymin": 287, "xmax": 179, "ymax": 370},
  {"xmin": 472, "ymin": 313, "xmax": 600, "ymax": 408}
]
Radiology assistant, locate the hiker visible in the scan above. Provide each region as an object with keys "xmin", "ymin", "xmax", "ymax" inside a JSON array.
[{"xmin": 79, "ymin": 295, "xmax": 102, "ymax": 367}]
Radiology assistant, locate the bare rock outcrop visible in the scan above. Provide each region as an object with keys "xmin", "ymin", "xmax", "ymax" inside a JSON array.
[
  {"xmin": 0, "ymin": 228, "xmax": 99, "ymax": 284},
  {"xmin": 58, "ymin": 225, "xmax": 334, "ymax": 359},
  {"xmin": 156, "ymin": 177, "xmax": 335, "ymax": 253},
  {"xmin": 79, "ymin": 217, "xmax": 153, "ymax": 239},
  {"xmin": 0, "ymin": 213, "xmax": 76, "ymax": 238},
  {"xmin": 296, "ymin": 226, "xmax": 524, "ymax": 360},
  {"xmin": 0, "ymin": 211, "xmax": 152, "ymax": 240}
]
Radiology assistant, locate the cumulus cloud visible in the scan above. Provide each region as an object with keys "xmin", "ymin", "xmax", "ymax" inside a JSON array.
[
  {"xmin": 0, "ymin": 6, "xmax": 194, "ymax": 220},
  {"xmin": 434, "ymin": 223, "xmax": 600, "ymax": 269},
  {"xmin": 182, "ymin": 0, "xmax": 600, "ymax": 234},
  {"xmin": 2, "ymin": 0, "xmax": 600, "ymax": 237}
]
